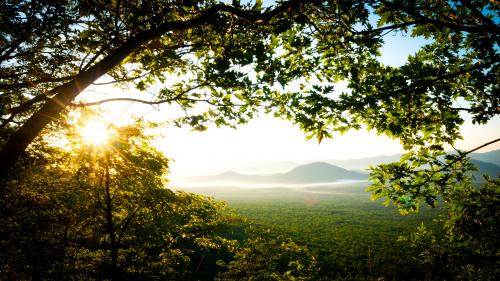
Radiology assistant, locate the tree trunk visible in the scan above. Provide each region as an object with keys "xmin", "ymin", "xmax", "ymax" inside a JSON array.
[
  {"xmin": 0, "ymin": 16, "xmax": 206, "ymax": 181},
  {"xmin": 103, "ymin": 163, "xmax": 118, "ymax": 280},
  {"xmin": 0, "ymin": 3, "xmax": 290, "ymax": 181},
  {"xmin": 0, "ymin": 28, "xmax": 157, "ymax": 180}
]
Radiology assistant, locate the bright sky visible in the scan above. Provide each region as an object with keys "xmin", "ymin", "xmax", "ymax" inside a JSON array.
[
  {"xmin": 154, "ymin": 114, "xmax": 500, "ymax": 178},
  {"xmin": 156, "ymin": 116, "xmax": 401, "ymax": 177},
  {"xmin": 77, "ymin": 16, "xmax": 500, "ymax": 179}
]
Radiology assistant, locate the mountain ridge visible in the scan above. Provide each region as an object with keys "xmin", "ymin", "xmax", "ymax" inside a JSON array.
[
  {"xmin": 215, "ymin": 149, "xmax": 500, "ymax": 175},
  {"xmin": 172, "ymin": 150, "xmax": 500, "ymax": 186},
  {"xmin": 175, "ymin": 162, "xmax": 368, "ymax": 185},
  {"xmin": 324, "ymin": 149, "xmax": 500, "ymax": 171}
]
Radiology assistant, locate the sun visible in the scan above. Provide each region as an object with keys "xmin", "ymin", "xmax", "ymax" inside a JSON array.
[{"xmin": 81, "ymin": 120, "xmax": 109, "ymax": 145}]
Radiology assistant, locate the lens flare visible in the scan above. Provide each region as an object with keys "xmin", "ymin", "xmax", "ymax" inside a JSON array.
[{"xmin": 81, "ymin": 120, "xmax": 109, "ymax": 145}]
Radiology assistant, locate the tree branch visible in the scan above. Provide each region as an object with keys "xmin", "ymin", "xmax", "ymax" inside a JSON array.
[
  {"xmin": 450, "ymin": 107, "xmax": 500, "ymax": 115},
  {"xmin": 383, "ymin": 61, "xmax": 497, "ymax": 99},
  {"xmin": 391, "ymin": 137, "xmax": 500, "ymax": 196},
  {"xmin": 380, "ymin": 0, "xmax": 499, "ymax": 35},
  {"xmin": 91, "ymin": 73, "xmax": 150, "ymax": 85},
  {"xmin": 0, "ymin": 1, "xmax": 301, "ymax": 179},
  {"xmin": 427, "ymin": 137, "xmax": 500, "ymax": 178},
  {"xmin": 356, "ymin": 21, "xmax": 421, "ymax": 35},
  {"xmin": 459, "ymin": 0, "xmax": 499, "ymax": 29},
  {"xmin": 0, "ymin": 76, "xmax": 74, "ymax": 90},
  {"xmin": 70, "ymin": 96, "xmax": 247, "ymax": 108},
  {"xmin": 462, "ymin": 137, "xmax": 500, "ymax": 156},
  {"xmin": 70, "ymin": 97, "xmax": 179, "ymax": 107}
]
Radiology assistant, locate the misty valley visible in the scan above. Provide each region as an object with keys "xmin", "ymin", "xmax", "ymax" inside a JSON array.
[
  {"xmin": 176, "ymin": 181, "xmax": 442, "ymax": 279},
  {"xmin": 167, "ymin": 153, "xmax": 500, "ymax": 280}
]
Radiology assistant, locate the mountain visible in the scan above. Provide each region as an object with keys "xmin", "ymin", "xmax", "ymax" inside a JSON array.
[
  {"xmin": 470, "ymin": 159, "xmax": 500, "ymax": 181},
  {"xmin": 173, "ymin": 150, "xmax": 499, "ymax": 186},
  {"xmin": 323, "ymin": 149, "xmax": 500, "ymax": 171},
  {"xmin": 272, "ymin": 162, "xmax": 368, "ymax": 183},
  {"xmin": 174, "ymin": 162, "xmax": 368, "ymax": 186},
  {"xmin": 470, "ymin": 149, "xmax": 500, "ymax": 167},
  {"xmin": 325, "ymin": 154, "xmax": 402, "ymax": 171}
]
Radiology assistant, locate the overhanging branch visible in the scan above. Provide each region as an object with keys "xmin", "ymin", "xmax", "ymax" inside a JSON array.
[
  {"xmin": 0, "ymin": 1, "xmax": 302, "ymax": 180},
  {"xmin": 70, "ymin": 97, "xmax": 178, "ymax": 107},
  {"xmin": 70, "ymin": 96, "xmax": 247, "ymax": 108},
  {"xmin": 380, "ymin": 0, "xmax": 500, "ymax": 35},
  {"xmin": 356, "ymin": 21, "xmax": 421, "ymax": 35}
]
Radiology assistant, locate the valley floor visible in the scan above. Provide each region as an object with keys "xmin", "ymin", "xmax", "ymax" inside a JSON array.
[{"xmin": 175, "ymin": 182, "xmax": 442, "ymax": 279}]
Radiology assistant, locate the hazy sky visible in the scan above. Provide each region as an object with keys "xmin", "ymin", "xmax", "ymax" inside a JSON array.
[
  {"xmin": 154, "ymin": 113, "xmax": 500, "ymax": 178},
  {"xmin": 78, "ymin": 16, "xmax": 500, "ymax": 178}
]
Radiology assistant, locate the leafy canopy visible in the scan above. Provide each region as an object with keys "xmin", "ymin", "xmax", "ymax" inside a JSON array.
[{"xmin": 0, "ymin": 1, "xmax": 499, "ymax": 209}]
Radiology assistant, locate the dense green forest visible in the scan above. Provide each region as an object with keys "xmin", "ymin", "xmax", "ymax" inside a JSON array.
[
  {"xmin": 188, "ymin": 183, "xmax": 443, "ymax": 280},
  {"xmin": 1, "ymin": 0, "xmax": 499, "ymax": 280}
]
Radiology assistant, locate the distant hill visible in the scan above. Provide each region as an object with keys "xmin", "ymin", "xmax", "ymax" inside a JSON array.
[
  {"xmin": 323, "ymin": 149, "xmax": 500, "ymax": 171},
  {"xmin": 175, "ymin": 162, "xmax": 368, "ymax": 185},
  {"xmin": 470, "ymin": 159, "xmax": 500, "ymax": 181},
  {"xmin": 325, "ymin": 154, "xmax": 402, "ymax": 171},
  {"xmin": 470, "ymin": 149, "xmax": 500, "ymax": 167},
  {"xmin": 273, "ymin": 162, "xmax": 368, "ymax": 183},
  {"xmin": 173, "ymin": 150, "xmax": 499, "ymax": 186}
]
